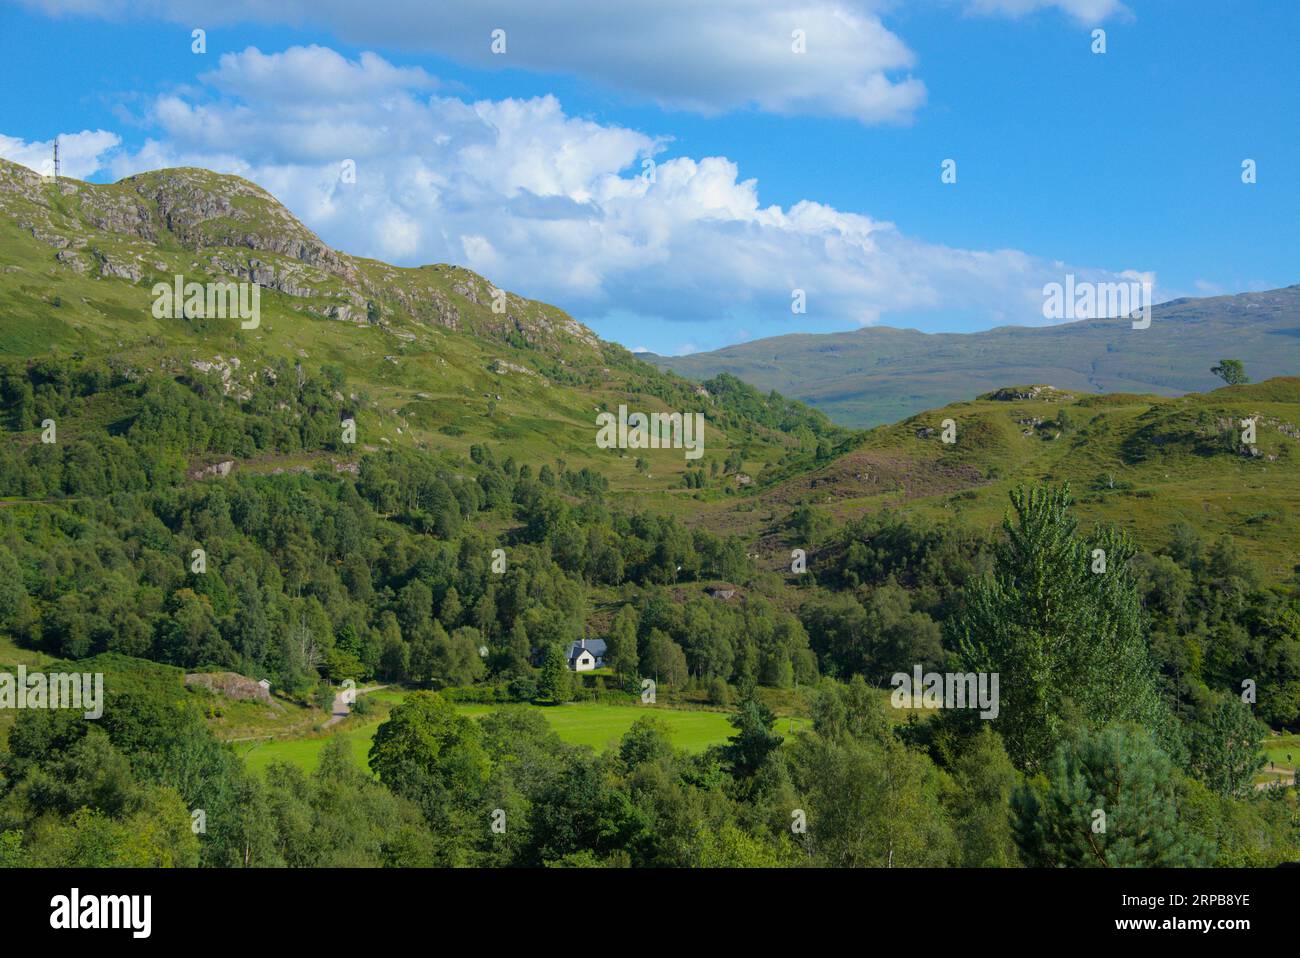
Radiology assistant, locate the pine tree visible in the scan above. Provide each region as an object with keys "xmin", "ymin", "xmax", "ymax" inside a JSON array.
[
  {"xmin": 723, "ymin": 681, "xmax": 784, "ymax": 779},
  {"xmin": 1012, "ymin": 725, "xmax": 1212, "ymax": 866},
  {"xmin": 948, "ymin": 484, "xmax": 1167, "ymax": 770},
  {"xmin": 538, "ymin": 645, "xmax": 573, "ymax": 704}
]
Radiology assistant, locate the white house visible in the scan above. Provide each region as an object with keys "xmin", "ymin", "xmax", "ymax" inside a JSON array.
[{"xmin": 565, "ymin": 638, "xmax": 606, "ymax": 672}]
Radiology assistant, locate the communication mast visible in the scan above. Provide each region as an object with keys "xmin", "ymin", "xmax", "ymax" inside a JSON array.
[{"xmin": 52, "ymin": 138, "xmax": 59, "ymax": 182}]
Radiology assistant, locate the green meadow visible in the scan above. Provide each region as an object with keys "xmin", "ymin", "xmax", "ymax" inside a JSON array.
[{"xmin": 237, "ymin": 700, "xmax": 738, "ymax": 777}]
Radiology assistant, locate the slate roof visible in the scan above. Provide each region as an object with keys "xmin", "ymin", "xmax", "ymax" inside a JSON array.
[{"xmin": 566, "ymin": 639, "xmax": 607, "ymax": 661}]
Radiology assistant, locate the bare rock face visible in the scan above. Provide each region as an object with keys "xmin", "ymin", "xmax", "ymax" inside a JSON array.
[
  {"xmin": 55, "ymin": 249, "xmax": 87, "ymax": 273},
  {"xmin": 96, "ymin": 252, "xmax": 142, "ymax": 281},
  {"xmin": 117, "ymin": 169, "xmax": 358, "ymax": 289},
  {"xmin": 490, "ymin": 358, "xmax": 538, "ymax": 377},
  {"xmin": 983, "ymin": 385, "xmax": 1075, "ymax": 403},
  {"xmin": 79, "ymin": 190, "xmax": 159, "ymax": 242},
  {"xmin": 184, "ymin": 671, "xmax": 274, "ymax": 704},
  {"xmin": 189, "ymin": 459, "xmax": 235, "ymax": 480}
]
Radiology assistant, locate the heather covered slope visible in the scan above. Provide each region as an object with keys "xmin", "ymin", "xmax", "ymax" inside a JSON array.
[{"xmin": 712, "ymin": 378, "xmax": 1300, "ymax": 588}]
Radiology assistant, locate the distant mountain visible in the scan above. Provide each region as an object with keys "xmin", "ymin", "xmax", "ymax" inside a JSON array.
[{"xmin": 645, "ymin": 288, "xmax": 1300, "ymax": 427}]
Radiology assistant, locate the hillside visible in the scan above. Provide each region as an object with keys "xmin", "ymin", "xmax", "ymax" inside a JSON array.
[
  {"xmin": 0, "ymin": 156, "xmax": 839, "ymax": 502},
  {"xmin": 696, "ymin": 379, "xmax": 1300, "ymax": 589},
  {"xmin": 646, "ymin": 288, "xmax": 1300, "ymax": 427},
  {"xmin": 2, "ymin": 157, "xmax": 1298, "ymax": 586}
]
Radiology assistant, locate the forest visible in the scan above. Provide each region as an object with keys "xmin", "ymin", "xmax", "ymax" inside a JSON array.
[{"xmin": 0, "ymin": 355, "xmax": 1297, "ymax": 867}]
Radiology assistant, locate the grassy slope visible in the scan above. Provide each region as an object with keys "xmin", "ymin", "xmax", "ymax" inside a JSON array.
[{"xmin": 5, "ymin": 161, "xmax": 1300, "ymax": 779}]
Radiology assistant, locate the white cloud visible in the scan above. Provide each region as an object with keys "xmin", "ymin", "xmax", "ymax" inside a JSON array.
[
  {"xmin": 207, "ymin": 46, "xmax": 439, "ymax": 103},
  {"xmin": 20, "ymin": 0, "xmax": 926, "ymax": 125},
  {"xmin": 18, "ymin": 0, "xmax": 1133, "ymax": 126},
  {"xmin": 0, "ymin": 129, "xmax": 121, "ymax": 179},
  {"xmin": 1, "ymin": 46, "xmax": 1155, "ymax": 348}
]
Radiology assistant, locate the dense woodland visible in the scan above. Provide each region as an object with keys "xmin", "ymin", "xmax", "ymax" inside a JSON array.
[{"xmin": 0, "ymin": 356, "xmax": 1297, "ymax": 867}]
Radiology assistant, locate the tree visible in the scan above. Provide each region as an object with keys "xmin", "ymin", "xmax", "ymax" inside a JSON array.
[
  {"xmin": 537, "ymin": 645, "xmax": 573, "ymax": 704},
  {"xmin": 0, "ymin": 544, "xmax": 28, "ymax": 629},
  {"xmin": 787, "ymin": 504, "xmax": 832, "ymax": 546},
  {"xmin": 1186, "ymin": 694, "xmax": 1266, "ymax": 798},
  {"xmin": 368, "ymin": 691, "xmax": 488, "ymax": 861},
  {"xmin": 313, "ymin": 682, "xmax": 336, "ymax": 713},
  {"xmin": 375, "ymin": 613, "xmax": 408, "ymax": 682},
  {"xmin": 439, "ymin": 626, "xmax": 487, "ymax": 686},
  {"xmin": 605, "ymin": 605, "xmax": 639, "ymax": 679},
  {"xmin": 948, "ymin": 485, "xmax": 1167, "ymax": 770},
  {"xmin": 1210, "ymin": 359, "xmax": 1249, "ymax": 386},
  {"xmin": 791, "ymin": 732, "xmax": 956, "ymax": 867},
  {"xmin": 159, "ymin": 589, "xmax": 230, "ymax": 668},
  {"xmin": 1012, "ymin": 725, "xmax": 1212, "ymax": 867},
  {"xmin": 503, "ymin": 619, "xmax": 532, "ymax": 675},
  {"xmin": 945, "ymin": 727, "xmax": 1021, "ymax": 867},
  {"xmin": 326, "ymin": 647, "xmax": 365, "ymax": 683},
  {"xmin": 810, "ymin": 675, "xmax": 887, "ymax": 744},
  {"xmin": 722, "ymin": 682, "xmax": 784, "ymax": 780},
  {"xmin": 619, "ymin": 716, "xmax": 675, "ymax": 770},
  {"xmin": 641, "ymin": 629, "xmax": 688, "ymax": 687},
  {"xmin": 438, "ymin": 586, "xmax": 463, "ymax": 630}
]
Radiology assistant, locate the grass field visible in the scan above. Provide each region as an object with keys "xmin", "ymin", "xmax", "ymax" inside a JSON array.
[{"xmin": 237, "ymin": 699, "xmax": 739, "ymax": 777}]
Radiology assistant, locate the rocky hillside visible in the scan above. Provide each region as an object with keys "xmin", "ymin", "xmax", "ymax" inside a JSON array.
[{"xmin": 0, "ymin": 158, "xmax": 599, "ymax": 355}]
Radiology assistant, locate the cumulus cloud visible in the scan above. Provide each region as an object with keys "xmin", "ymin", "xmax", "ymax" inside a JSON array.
[{"xmin": 2, "ymin": 46, "xmax": 1154, "ymax": 350}]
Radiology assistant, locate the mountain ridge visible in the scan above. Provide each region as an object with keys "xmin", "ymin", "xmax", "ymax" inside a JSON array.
[{"xmin": 646, "ymin": 286, "xmax": 1300, "ymax": 427}]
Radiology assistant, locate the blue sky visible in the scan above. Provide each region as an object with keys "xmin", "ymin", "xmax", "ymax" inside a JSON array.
[{"xmin": 1, "ymin": 0, "xmax": 1295, "ymax": 355}]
